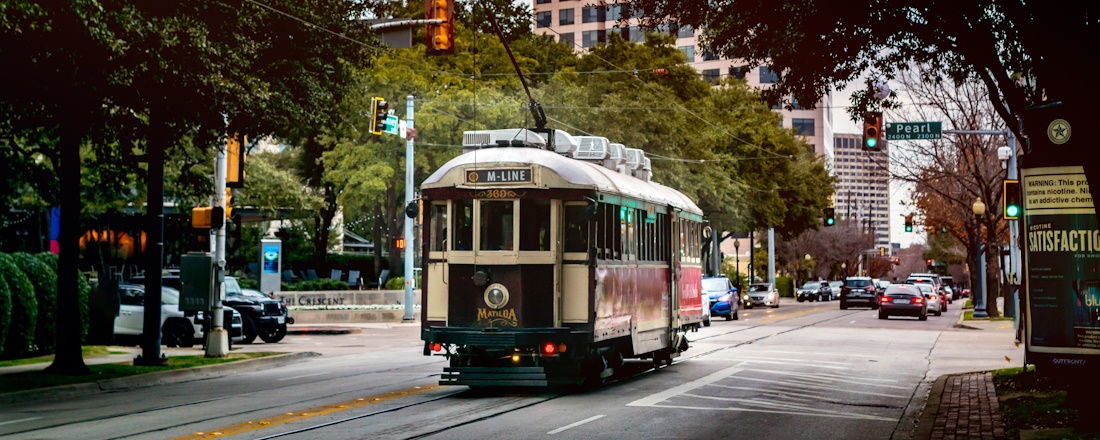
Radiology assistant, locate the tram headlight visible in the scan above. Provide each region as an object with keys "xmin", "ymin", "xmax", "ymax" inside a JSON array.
[{"xmin": 484, "ymin": 283, "xmax": 509, "ymax": 309}]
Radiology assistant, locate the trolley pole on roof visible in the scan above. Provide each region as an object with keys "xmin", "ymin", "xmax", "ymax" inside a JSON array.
[{"xmin": 403, "ymin": 95, "xmax": 416, "ymax": 322}]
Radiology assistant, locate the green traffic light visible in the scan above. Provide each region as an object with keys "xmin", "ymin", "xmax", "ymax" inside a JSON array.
[
  {"xmin": 866, "ymin": 138, "xmax": 877, "ymax": 148},
  {"xmin": 905, "ymin": 225, "xmax": 913, "ymax": 232},
  {"xmin": 827, "ymin": 218, "xmax": 834, "ymax": 225},
  {"xmin": 1007, "ymin": 205, "xmax": 1019, "ymax": 217}
]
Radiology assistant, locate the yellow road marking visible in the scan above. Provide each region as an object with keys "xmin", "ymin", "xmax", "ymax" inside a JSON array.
[
  {"xmin": 758, "ymin": 306, "xmax": 823, "ymax": 323},
  {"xmin": 173, "ymin": 385, "xmax": 443, "ymax": 440}
]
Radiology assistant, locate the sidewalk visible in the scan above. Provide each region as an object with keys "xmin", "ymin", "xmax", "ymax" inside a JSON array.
[{"xmin": 915, "ymin": 316, "xmax": 1018, "ymax": 440}]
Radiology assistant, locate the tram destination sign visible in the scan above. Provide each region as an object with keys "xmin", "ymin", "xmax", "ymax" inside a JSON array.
[
  {"xmin": 466, "ymin": 168, "xmax": 532, "ymax": 184},
  {"xmin": 886, "ymin": 121, "xmax": 942, "ymax": 140}
]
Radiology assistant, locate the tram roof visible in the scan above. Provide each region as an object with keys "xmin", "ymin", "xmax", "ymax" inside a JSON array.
[{"xmin": 422, "ymin": 147, "xmax": 702, "ymax": 215}]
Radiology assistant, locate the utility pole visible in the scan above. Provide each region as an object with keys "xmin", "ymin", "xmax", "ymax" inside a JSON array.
[
  {"xmin": 767, "ymin": 227, "xmax": 775, "ymax": 287},
  {"xmin": 403, "ymin": 95, "xmax": 416, "ymax": 322},
  {"xmin": 206, "ymin": 138, "xmax": 229, "ymax": 356}
]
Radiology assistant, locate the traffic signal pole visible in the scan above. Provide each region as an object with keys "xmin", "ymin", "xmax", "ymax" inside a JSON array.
[
  {"xmin": 207, "ymin": 140, "xmax": 229, "ymax": 356},
  {"xmin": 403, "ymin": 95, "xmax": 416, "ymax": 322}
]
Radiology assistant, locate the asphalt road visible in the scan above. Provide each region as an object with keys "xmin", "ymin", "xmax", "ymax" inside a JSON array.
[{"xmin": 0, "ymin": 297, "xmax": 1019, "ymax": 440}]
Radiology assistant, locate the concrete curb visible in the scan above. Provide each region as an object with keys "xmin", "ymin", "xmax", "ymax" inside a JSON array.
[
  {"xmin": 0, "ymin": 351, "xmax": 320, "ymax": 406},
  {"xmin": 914, "ymin": 374, "xmax": 950, "ymax": 440},
  {"xmin": 287, "ymin": 327, "xmax": 361, "ymax": 335}
]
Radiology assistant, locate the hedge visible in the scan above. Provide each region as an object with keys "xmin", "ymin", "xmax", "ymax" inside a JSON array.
[
  {"xmin": 36, "ymin": 253, "xmax": 89, "ymax": 340},
  {"xmin": 776, "ymin": 276, "xmax": 794, "ymax": 298},
  {"xmin": 384, "ymin": 273, "xmax": 421, "ymax": 291},
  {"xmin": 12, "ymin": 253, "xmax": 57, "ymax": 355},
  {"xmin": 0, "ymin": 273, "xmax": 9, "ymax": 357},
  {"xmin": 285, "ymin": 278, "xmax": 349, "ymax": 291},
  {"xmin": 0, "ymin": 253, "xmax": 37, "ymax": 357}
]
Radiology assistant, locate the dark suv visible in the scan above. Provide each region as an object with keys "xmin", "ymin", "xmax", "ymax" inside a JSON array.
[
  {"xmin": 224, "ymin": 277, "xmax": 293, "ymax": 343},
  {"xmin": 840, "ymin": 277, "xmax": 881, "ymax": 310}
]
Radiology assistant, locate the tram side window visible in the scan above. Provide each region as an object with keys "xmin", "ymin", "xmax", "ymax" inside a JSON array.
[
  {"xmin": 611, "ymin": 204, "xmax": 622, "ymax": 260},
  {"xmin": 520, "ymin": 199, "xmax": 551, "ymax": 251},
  {"xmin": 452, "ymin": 200, "xmax": 473, "ymax": 251},
  {"xmin": 563, "ymin": 205, "xmax": 589, "ymax": 253},
  {"xmin": 596, "ymin": 203, "xmax": 606, "ymax": 259},
  {"xmin": 430, "ymin": 203, "xmax": 447, "ymax": 252},
  {"xmin": 480, "ymin": 200, "xmax": 514, "ymax": 251}
]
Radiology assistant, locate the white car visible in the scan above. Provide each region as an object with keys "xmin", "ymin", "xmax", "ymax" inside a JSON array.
[
  {"xmin": 914, "ymin": 283, "xmax": 944, "ymax": 316},
  {"xmin": 116, "ymin": 284, "xmax": 244, "ymax": 347},
  {"xmin": 744, "ymin": 283, "xmax": 780, "ymax": 309}
]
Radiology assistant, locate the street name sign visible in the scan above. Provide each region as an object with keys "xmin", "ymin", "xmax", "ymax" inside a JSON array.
[
  {"xmin": 885, "ymin": 121, "xmax": 942, "ymax": 140},
  {"xmin": 383, "ymin": 115, "xmax": 400, "ymax": 135}
]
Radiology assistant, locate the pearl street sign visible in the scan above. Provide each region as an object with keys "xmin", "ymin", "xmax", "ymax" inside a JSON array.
[{"xmin": 885, "ymin": 121, "xmax": 942, "ymax": 140}]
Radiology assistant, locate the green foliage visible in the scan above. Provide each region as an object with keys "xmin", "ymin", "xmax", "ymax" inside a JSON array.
[
  {"xmin": 236, "ymin": 277, "xmax": 258, "ymax": 290},
  {"xmin": 385, "ymin": 276, "xmax": 405, "ymax": 291},
  {"xmin": 35, "ymin": 253, "xmax": 88, "ymax": 340},
  {"xmin": 11, "ymin": 253, "xmax": 57, "ymax": 354},
  {"xmin": 776, "ymin": 276, "xmax": 794, "ymax": 298},
  {"xmin": 0, "ymin": 272, "xmax": 9, "ymax": 357},
  {"xmin": 0, "ymin": 253, "xmax": 37, "ymax": 357},
  {"xmin": 286, "ymin": 279, "xmax": 349, "ymax": 292},
  {"xmin": 239, "ymin": 152, "xmax": 323, "ymax": 217}
]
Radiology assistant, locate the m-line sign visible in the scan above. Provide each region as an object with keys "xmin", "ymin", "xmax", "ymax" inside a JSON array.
[
  {"xmin": 885, "ymin": 121, "xmax": 942, "ymax": 140},
  {"xmin": 466, "ymin": 168, "xmax": 532, "ymax": 184}
]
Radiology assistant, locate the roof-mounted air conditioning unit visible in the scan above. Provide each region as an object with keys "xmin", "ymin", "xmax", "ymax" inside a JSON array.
[{"xmin": 462, "ymin": 129, "xmax": 547, "ymax": 151}]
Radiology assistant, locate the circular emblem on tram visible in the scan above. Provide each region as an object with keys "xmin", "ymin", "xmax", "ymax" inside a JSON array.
[
  {"xmin": 484, "ymin": 283, "xmax": 509, "ymax": 309},
  {"xmin": 468, "ymin": 171, "xmax": 479, "ymax": 182},
  {"xmin": 1047, "ymin": 119, "xmax": 1071, "ymax": 145}
]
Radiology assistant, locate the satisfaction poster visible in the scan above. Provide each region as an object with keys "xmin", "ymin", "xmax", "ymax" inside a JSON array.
[{"xmin": 1024, "ymin": 166, "xmax": 1100, "ymax": 352}]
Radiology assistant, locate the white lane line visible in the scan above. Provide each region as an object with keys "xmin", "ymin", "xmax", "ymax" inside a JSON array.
[
  {"xmin": 744, "ymin": 369, "xmax": 909, "ymax": 389},
  {"xmin": 652, "ymin": 403, "xmax": 896, "ymax": 422},
  {"xmin": 850, "ymin": 320, "xmax": 857, "ymax": 323},
  {"xmin": 276, "ymin": 371, "xmax": 329, "ymax": 381},
  {"xmin": 547, "ymin": 415, "xmax": 606, "ymax": 434},
  {"xmin": 627, "ymin": 363, "xmax": 746, "ymax": 407},
  {"xmin": 0, "ymin": 417, "xmax": 43, "ymax": 427},
  {"xmin": 740, "ymin": 359, "xmax": 851, "ymax": 370},
  {"xmin": 731, "ymin": 375, "xmax": 908, "ymax": 398},
  {"xmin": 708, "ymin": 384, "xmax": 818, "ymax": 401}
]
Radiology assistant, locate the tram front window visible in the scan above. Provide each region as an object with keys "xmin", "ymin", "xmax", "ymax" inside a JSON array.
[
  {"xmin": 563, "ymin": 205, "xmax": 588, "ymax": 253},
  {"xmin": 453, "ymin": 200, "xmax": 473, "ymax": 251},
  {"xmin": 430, "ymin": 203, "xmax": 447, "ymax": 252},
  {"xmin": 520, "ymin": 199, "xmax": 551, "ymax": 251},
  {"xmin": 479, "ymin": 200, "xmax": 514, "ymax": 251}
]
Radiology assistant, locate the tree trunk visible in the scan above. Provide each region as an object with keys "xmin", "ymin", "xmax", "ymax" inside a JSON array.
[
  {"xmin": 314, "ymin": 182, "xmax": 338, "ymax": 264},
  {"xmin": 45, "ymin": 120, "xmax": 89, "ymax": 375}
]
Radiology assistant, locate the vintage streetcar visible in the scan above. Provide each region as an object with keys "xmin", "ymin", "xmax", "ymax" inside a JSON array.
[{"xmin": 419, "ymin": 128, "xmax": 705, "ymax": 387}]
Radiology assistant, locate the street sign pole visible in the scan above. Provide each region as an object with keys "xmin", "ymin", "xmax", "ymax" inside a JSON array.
[{"xmin": 403, "ymin": 95, "xmax": 416, "ymax": 322}]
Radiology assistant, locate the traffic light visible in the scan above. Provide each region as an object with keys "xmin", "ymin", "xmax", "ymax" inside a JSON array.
[
  {"xmin": 371, "ymin": 97, "xmax": 388, "ymax": 135},
  {"xmin": 940, "ymin": 226, "xmax": 947, "ymax": 233},
  {"xmin": 862, "ymin": 111, "xmax": 883, "ymax": 151},
  {"xmin": 880, "ymin": 247, "xmax": 885, "ymax": 257},
  {"xmin": 192, "ymin": 207, "xmax": 213, "ymax": 229},
  {"xmin": 904, "ymin": 214, "xmax": 913, "ymax": 232},
  {"xmin": 226, "ymin": 133, "xmax": 245, "ymax": 188},
  {"xmin": 926, "ymin": 258, "xmax": 933, "ymax": 267},
  {"xmin": 1004, "ymin": 179, "xmax": 1021, "ymax": 220},
  {"xmin": 426, "ymin": 0, "xmax": 454, "ymax": 56},
  {"xmin": 823, "ymin": 207, "xmax": 835, "ymax": 227},
  {"xmin": 894, "ymin": 257, "xmax": 900, "ymax": 265},
  {"xmin": 225, "ymin": 188, "xmax": 233, "ymax": 220}
]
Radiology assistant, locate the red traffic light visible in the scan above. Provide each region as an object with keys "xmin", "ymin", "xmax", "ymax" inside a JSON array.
[{"xmin": 894, "ymin": 258, "xmax": 900, "ymax": 265}]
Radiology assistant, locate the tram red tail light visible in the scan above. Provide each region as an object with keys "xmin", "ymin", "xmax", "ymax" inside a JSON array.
[
  {"xmin": 558, "ymin": 344, "xmax": 567, "ymax": 353},
  {"xmin": 543, "ymin": 343, "xmax": 556, "ymax": 355},
  {"xmin": 431, "ymin": 343, "xmax": 442, "ymax": 352}
]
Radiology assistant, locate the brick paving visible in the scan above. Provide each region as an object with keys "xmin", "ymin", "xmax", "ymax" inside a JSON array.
[{"xmin": 930, "ymin": 372, "xmax": 1006, "ymax": 440}]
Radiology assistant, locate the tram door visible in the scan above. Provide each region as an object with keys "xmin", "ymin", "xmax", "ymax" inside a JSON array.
[
  {"xmin": 669, "ymin": 207, "xmax": 681, "ymax": 330},
  {"xmin": 561, "ymin": 202, "xmax": 591, "ymax": 326},
  {"xmin": 426, "ymin": 201, "xmax": 451, "ymax": 324}
]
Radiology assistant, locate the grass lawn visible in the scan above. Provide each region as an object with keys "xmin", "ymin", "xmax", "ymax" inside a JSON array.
[
  {"xmin": 0, "ymin": 352, "xmax": 280, "ymax": 394},
  {"xmin": 963, "ymin": 310, "xmax": 1014, "ymax": 321},
  {"xmin": 0, "ymin": 346, "xmax": 127, "ymax": 368},
  {"xmin": 992, "ymin": 365, "xmax": 1100, "ymax": 439}
]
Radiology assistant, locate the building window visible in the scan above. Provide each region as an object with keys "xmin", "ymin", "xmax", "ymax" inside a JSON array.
[
  {"xmin": 536, "ymin": 11, "xmax": 551, "ymax": 28},
  {"xmin": 559, "ymin": 8, "xmax": 574, "ymax": 25},
  {"xmin": 606, "ymin": 4, "xmax": 622, "ymax": 21},
  {"xmin": 792, "ymin": 118, "xmax": 815, "ymax": 136},
  {"xmin": 582, "ymin": 30, "xmax": 605, "ymax": 48},
  {"xmin": 703, "ymin": 68, "xmax": 719, "ymax": 83},
  {"xmin": 678, "ymin": 45, "xmax": 694, "ymax": 62},
  {"xmin": 559, "ymin": 32, "xmax": 575, "ymax": 46},
  {"xmin": 729, "ymin": 66, "xmax": 747, "ymax": 80},
  {"xmin": 629, "ymin": 26, "xmax": 643, "ymax": 42},
  {"xmin": 759, "ymin": 66, "xmax": 779, "ymax": 83},
  {"xmin": 704, "ymin": 50, "xmax": 719, "ymax": 61},
  {"xmin": 677, "ymin": 24, "xmax": 694, "ymax": 38},
  {"xmin": 536, "ymin": 0, "xmax": 551, "ymax": 3},
  {"xmin": 582, "ymin": 6, "xmax": 605, "ymax": 23}
]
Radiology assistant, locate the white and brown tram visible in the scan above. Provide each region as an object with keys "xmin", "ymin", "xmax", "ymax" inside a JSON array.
[{"xmin": 420, "ymin": 128, "xmax": 705, "ymax": 387}]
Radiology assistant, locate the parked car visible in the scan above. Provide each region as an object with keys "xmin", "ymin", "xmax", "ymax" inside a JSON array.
[
  {"xmin": 116, "ymin": 283, "xmax": 243, "ymax": 347},
  {"xmin": 224, "ymin": 277, "xmax": 293, "ymax": 343},
  {"xmin": 702, "ymin": 276, "xmax": 739, "ymax": 321},
  {"xmin": 743, "ymin": 283, "xmax": 780, "ymax": 309},
  {"xmin": 913, "ymin": 283, "xmax": 943, "ymax": 316},
  {"xmin": 840, "ymin": 277, "xmax": 880, "ymax": 310},
  {"xmin": 879, "ymin": 284, "xmax": 928, "ymax": 320},
  {"xmin": 797, "ymin": 281, "xmax": 832, "ymax": 302},
  {"xmin": 116, "ymin": 284, "xmax": 202, "ymax": 347}
]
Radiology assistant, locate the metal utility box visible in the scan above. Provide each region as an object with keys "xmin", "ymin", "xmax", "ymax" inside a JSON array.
[
  {"xmin": 260, "ymin": 238, "xmax": 282, "ymax": 293},
  {"xmin": 180, "ymin": 253, "xmax": 214, "ymax": 312}
]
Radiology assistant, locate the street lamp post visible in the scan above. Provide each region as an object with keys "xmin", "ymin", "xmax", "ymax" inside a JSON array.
[
  {"xmin": 973, "ymin": 198, "xmax": 989, "ymax": 318},
  {"xmin": 733, "ymin": 239, "xmax": 740, "ymax": 293}
]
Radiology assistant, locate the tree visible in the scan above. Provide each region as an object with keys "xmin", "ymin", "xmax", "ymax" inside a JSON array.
[
  {"xmin": 1, "ymin": 0, "xmax": 373, "ymax": 372},
  {"xmin": 621, "ymin": 0, "xmax": 1097, "ymax": 138}
]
